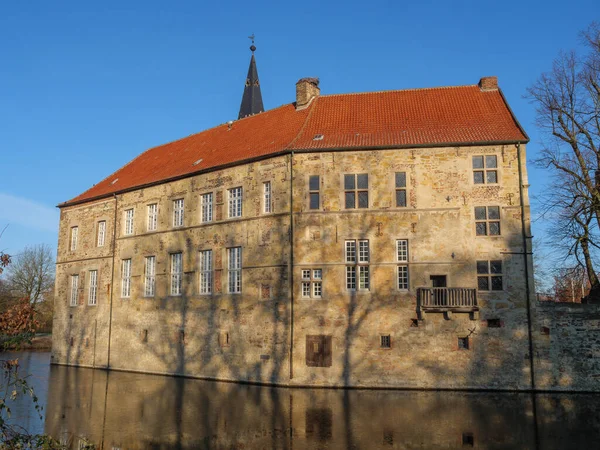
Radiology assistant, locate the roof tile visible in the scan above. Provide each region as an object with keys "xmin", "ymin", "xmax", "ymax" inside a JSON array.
[{"xmin": 63, "ymin": 83, "xmax": 527, "ymax": 206}]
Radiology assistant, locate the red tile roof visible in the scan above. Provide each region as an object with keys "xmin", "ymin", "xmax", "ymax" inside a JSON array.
[{"xmin": 62, "ymin": 82, "xmax": 528, "ymax": 207}]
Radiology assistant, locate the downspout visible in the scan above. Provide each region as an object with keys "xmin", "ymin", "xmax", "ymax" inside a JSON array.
[
  {"xmin": 517, "ymin": 143, "xmax": 536, "ymax": 390},
  {"xmin": 106, "ymin": 194, "xmax": 118, "ymax": 368},
  {"xmin": 289, "ymin": 151, "xmax": 295, "ymax": 380}
]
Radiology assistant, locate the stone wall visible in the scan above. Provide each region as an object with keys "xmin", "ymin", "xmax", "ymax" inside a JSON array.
[
  {"xmin": 53, "ymin": 156, "xmax": 293, "ymax": 384},
  {"xmin": 533, "ymin": 301, "xmax": 600, "ymax": 391},
  {"xmin": 52, "ymin": 143, "xmax": 548, "ymax": 390},
  {"xmin": 290, "ymin": 145, "xmax": 534, "ymax": 389}
]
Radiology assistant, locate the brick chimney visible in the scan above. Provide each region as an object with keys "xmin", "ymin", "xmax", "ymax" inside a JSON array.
[
  {"xmin": 478, "ymin": 76, "xmax": 498, "ymax": 91},
  {"xmin": 296, "ymin": 77, "xmax": 320, "ymax": 110}
]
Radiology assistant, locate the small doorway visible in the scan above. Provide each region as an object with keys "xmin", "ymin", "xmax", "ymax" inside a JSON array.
[
  {"xmin": 430, "ymin": 275, "xmax": 447, "ymax": 306},
  {"xmin": 430, "ymin": 275, "xmax": 447, "ymax": 287}
]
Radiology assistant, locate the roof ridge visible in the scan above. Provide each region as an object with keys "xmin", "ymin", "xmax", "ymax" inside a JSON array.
[{"xmin": 320, "ymin": 84, "xmax": 478, "ymax": 98}]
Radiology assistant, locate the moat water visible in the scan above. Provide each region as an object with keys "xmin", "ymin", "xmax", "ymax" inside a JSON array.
[{"xmin": 4, "ymin": 351, "xmax": 600, "ymax": 449}]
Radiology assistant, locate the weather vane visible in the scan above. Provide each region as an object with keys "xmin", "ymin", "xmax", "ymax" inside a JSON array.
[{"xmin": 248, "ymin": 34, "xmax": 256, "ymax": 53}]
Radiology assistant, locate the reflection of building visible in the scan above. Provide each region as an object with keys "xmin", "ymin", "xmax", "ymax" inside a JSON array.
[{"xmin": 52, "ymin": 45, "xmax": 546, "ymax": 390}]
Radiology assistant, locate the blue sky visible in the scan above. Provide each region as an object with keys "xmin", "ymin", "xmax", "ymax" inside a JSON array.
[{"xmin": 0, "ymin": 0, "xmax": 596, "ymax": 261}]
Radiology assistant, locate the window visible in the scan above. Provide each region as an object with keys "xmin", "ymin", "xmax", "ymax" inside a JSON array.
[
  {"xmin": 380, "ymin": 335, "xmax": 391, "ymax": 348},
  {"xmin": 170, "ymin": 253, "xmax": 182, "ymax": 295},
  {"xmin": 301, "ymin": 269, "xmax": 322, "ymax": 299},
  {"xmin": 475, "ymin": 206, "xmax": 501, "ymax": 236},
  {"xmin": 458, "ymin": 337, "xmax": 470, "ymax": 350},
  {"xmin": 397, "ymin": 239, "xmax": 409, "ymax": 290},
  {"xmin": 173, "ymin": 199, "xmax": 184, "ymax": 227},
  {"xmin": 97, "ymin": 221, "xmax": 106, "ymax": 247},
  {"xmin": 201, "ymin": 193, "xmax": 213, "ymax": 223},
  {"xmin": 147, "ymin": 204, "xmax": 158, "ymax": 231},
  {"xmin": 70, "ymin": 227, "xmax": 78, "ymax": 251},
  {"xmin": 124, "ymin": 209, "xmax": 134, "ymax": 235},
  {"xmin": 228, "ymin": 247, "xmax": 242, "ymax": 293},
  {"xmin": 473, "ymin": 155, "xmax": 498, "ymax": 184},
  {"xmin": 199, "ymin": 250, "xmax": 212, "ymax": 294},
  {"xmin": 344, "ymin": 173, "xmax": 368, "ymax": 209},
  {"xmin": 263, "ymin": 181, "xmax": 272, "ymax": 213},
  {"xmin": 395, "ymin": 172, "xmax": 407, "ymax": 207},
  {"xmin": 70, "ymin": 274, "xmax": 79, "ymax": 306},
  {"xmin": 345, "ymin": 240, "xmax": 369, "ymax": 290},
  {"xmin": 309, "ymin": 175, "xmax": 320, "ymax": 210},
  {"xmin": 477, "ymin": 260, "xmax": 503, "ymax": 291},
  {"xmin": 88, "ymin": 270, "xmax": 98, "ymax": 306},
  {"xmin": 228, "ymin": 187, "xmax": 243, "ymax": 218},
  {"xmin": 121, "ymin": 259, "xmax": 131, "ymax": 298},
  {"xmin": 144, "ymin": 256, "xmax": 155, "ymax": 297}
]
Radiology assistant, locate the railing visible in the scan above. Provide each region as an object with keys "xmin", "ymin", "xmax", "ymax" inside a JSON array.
[{"xmin": 417, "ymin": 287, "xmax": 478, "ymax": 311}]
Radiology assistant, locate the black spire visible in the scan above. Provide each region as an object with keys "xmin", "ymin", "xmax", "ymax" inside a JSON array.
[{"xmin": 238, "ymin": 35, "xmax": 264, "ymax": 120}]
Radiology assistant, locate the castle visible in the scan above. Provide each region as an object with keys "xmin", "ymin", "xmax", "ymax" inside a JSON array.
[{"xmin": 52, "ymin": 46, "xmax": 600, "ymax": 391}]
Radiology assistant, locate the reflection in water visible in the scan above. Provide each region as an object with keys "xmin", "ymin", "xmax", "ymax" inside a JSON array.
[
  {"xmin": 39, "ymin": 364, "xmax": 600, "ymax": 449},
  {"xmin": 0, "ymin": 351, "xmax": 50, "ymax": 437}
]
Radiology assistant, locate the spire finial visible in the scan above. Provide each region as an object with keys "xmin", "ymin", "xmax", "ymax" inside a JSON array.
[{"xmin": 248, "ymin": 34, "xmax": 256, "ymax": 53}]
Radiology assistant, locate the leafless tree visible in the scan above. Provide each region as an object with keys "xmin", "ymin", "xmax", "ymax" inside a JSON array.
[
  {"xmin": 6, "ymin": 244, "xmax": 55, "ymax": 305},
  {"xmin": 527, "ymin": 22, "xmax": 600, "ymax": 301}
]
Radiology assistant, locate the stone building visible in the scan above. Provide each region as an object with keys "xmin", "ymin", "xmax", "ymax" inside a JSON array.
[{"xmin": 53, "ymin": 47, "xmax": 563, "ymax": 391}]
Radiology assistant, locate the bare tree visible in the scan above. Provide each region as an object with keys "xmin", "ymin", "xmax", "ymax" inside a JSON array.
[
  {"xmin": 6, "ymin": 244, "xmax": 55, "ymax": 305},
  {"xmin": 527, "ymin": 22, "xmax": 600, "ymax": 301}
]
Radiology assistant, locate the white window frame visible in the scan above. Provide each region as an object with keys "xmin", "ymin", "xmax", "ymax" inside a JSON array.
[
  {"xmin": 345, "ymin": 240, "xmax": 369, "ymax": 290},
  {"xmin": 263, "ymin": 181, "xmax": 272, "ymax": 214},
  {"xmin": 144, "ymin": 256, "xmax": 156, "ymax": 297},
  {"xmin": 124, "ymin": 209, "xmax": 134, "ymax": 236},
  {"xmin": 199, "ymin": 250, "xmax": 213, "ymax": 295},
  {"xmin": 228, "ymin": 247, "xmax": 242, "ymax": 293},
  {"xmin": 88, "ymin": 270, "xmax": 98, "ymax": 306},
  {"xmin": 396, "ymin": 239, "xmax": 409, "ymax": 291},
  {"xmin": 121, "ymin": 259, "xmax": 131, "ymax": 298},
  {"xmin": 70, "ymin": 226, "xmax": 78, "ymax": 251},
  {"xmin": 228, "ymin": 187, "xmax": 243, "ymax": 218},
  {"xmin": 147, "ymin": 204, "xmax": 158, "ymax": 232},
  {"xmin": 97, "ymin": 221, "xmax": 106, "ymax": 247},
  {"xmin": 70, "ymin": 274, "xmax": 79, "ymax": 306},
  {"xmin": 301, "ymin": 268, "xmax": 322, "ymax": 299},
  {"xmin": 173, "ymin": 199, "xmax": 184, "ymax": 228},
  {"xmin": 201, "ymin": 193, "xmax": 213, "ymax": 223},
  {"xmin": 170, "ymin": 253, "xmax": 183, "ymax": 296}
]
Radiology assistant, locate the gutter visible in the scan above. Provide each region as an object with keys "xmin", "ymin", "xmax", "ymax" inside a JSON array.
[
  {"xmin": 106, "ymin": 194, "xmax": 118, "ymax": 368},
  {"xmin": 516, "ymin": 143, "xmax": 536, "ymax": 390},
  {"xmin": 289, "ymin": 151, "xmax": 294, "ymax": 380}
]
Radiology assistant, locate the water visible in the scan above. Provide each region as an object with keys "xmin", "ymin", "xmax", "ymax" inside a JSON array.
[{"xmin": 4, "ymin": 351, "xmax": 600, "ymax": 449}]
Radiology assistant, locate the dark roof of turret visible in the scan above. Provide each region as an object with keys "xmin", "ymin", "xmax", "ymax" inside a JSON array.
[{"xmin": 238, "ymin": 49, "xmax": 264, "ymax": 119}]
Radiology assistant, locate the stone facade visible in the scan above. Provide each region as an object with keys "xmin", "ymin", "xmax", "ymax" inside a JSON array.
[{"xmin": 52, "ymin": 138, "xmax": 559, "ymax": 390}]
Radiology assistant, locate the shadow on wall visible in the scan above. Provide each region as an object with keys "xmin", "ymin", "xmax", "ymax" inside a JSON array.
[{"xmin": 43, "ymin": 364, "xmax": 600, "ymax": 450}]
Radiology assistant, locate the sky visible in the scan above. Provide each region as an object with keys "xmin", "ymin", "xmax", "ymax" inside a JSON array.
[{"xmin": 0, "ymin": 0, "xmax": 597, "ymax": 266}]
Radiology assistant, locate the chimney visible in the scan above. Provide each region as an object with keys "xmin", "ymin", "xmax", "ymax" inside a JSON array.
[
  {"xmin": 296, "ymin": 77, "xmax": 320, "ymax": 110},
  {"xmin": 478, "ymin": 76, "xmax": 498, "ymax": 91}
]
